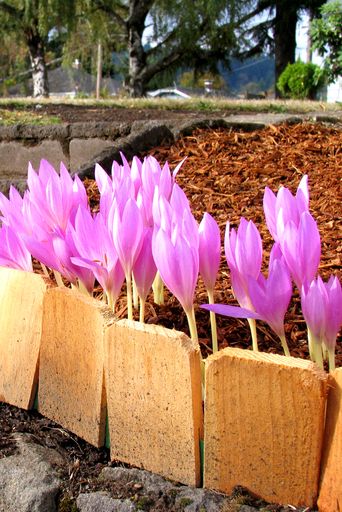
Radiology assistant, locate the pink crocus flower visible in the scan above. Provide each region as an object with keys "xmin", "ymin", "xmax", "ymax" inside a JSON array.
[
  {"xmin": 198, "ymin": 212, "xmax": 221, "ymax": 352},
  {"xmin": 247, "ymin": 256, "xmax": 292, "ymax": 355},
  {"xmin": 0, "ymin": 224, "xmax": 33, "ymax": 272},
  {"xmin": 199, "ymin": 213, "xmax": 221, "ymax": 293},
  {"xmin": 324, "ymin": 276, "xmax": 342, "ymax": 356},
  {"xmin": 0, "ymin": 186, "xmax": 28, "ymax": 235},
  {"xmin": 263, "ymin": 174, "xmax": 309, "ymax": 242},
  {"xmin": 132, "ymin": 227, "xmax": 157, "ymax": 321},
  {"xmin": 52, "ymin": 227, "xmax": 95, "ymax": 293},
  {"xmin": 152, "ymin": 207, "xmax": 199, "ymax": 341},
  {"xmin": 71, "ymin": 207, "xmax": 125, "ymax": 309},
  {"xmin": 202, "ymin": 244, "xmax": 292, "ymax": 356},
  {"xmin": 280, "ymin": 211, "xmax": 321, "ymax": 291},
  {"xmin": 26, "ymin": 160, "xmax": 88, "ymax": 236},
  {"xmin": 111, "ymin": 198, "xmax": 144, "ymax": 319},
  {"xmin": 224, "ymin": 218, "xmax": 262, "ymax": 350},
  {"xmin": 301, "ymin": 275, "xmax": 342, "ymax": 370}
]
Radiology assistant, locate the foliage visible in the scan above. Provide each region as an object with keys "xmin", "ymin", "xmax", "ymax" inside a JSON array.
[
  {"xmin": 276, "ymin": 60, "xmax": 324, "ymax": 99},
  {"xmin": 179, "ymin": 71, "xmax": 226, "ymax": 91},
  {"xmin": 0, "ymin": 0, "xmax": 79, "ymax": 96},
  {"xmin": 310, "ymin": 0, "xmax": 342, "ymax": 83}
]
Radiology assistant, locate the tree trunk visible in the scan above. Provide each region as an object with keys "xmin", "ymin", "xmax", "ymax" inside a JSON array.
[
  {"xmin": 127, "ymin": 25, "xmax": 146, "ymax": 97},
  {"xmin": 26, "ymin": 28, "xmax": 49, "ymax": 98},
  {"xmin": 274, "ymin": 0, "xmax": 298, "ymax": 97},
  {"xmin": 127, "ymin": 21, "xmax": 147, "ymax": 97},
  {"xmin": 96, "ymin": 41, "xmax": 102, "ymax": 99},
  {"xmin": 126, "ymin": 1, "xmax": 154, "ymax": 97}
]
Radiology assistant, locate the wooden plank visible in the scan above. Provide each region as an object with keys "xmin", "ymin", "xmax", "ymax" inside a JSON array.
[
  {"xmin": 0, "ymin": 267, "xmax": 50, "ymax": 409},
  {"xmin": 105, "ymin": 319, "xmax": 203, "ymax": 487},
  {"xmin": 39, "ymin": 287, "xmax": 115, "ymax": 447},
  {"xmin": 318, "ymin": 368, "xmax": 342, "ymax": 512},
  {"xmin": 204, "ymin": 347, "xmax": 328, "ymax": 507}
]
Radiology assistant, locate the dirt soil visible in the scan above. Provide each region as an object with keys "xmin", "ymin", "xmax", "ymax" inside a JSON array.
[
  {"xmin": 0, "ymin": 118, "xmax": 341, "ymax": 512},
  {"xmin": 1, "ymin": 102, "xmax": 261, "ymax": 123}
]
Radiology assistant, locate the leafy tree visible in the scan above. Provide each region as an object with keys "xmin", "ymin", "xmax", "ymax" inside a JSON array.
[
  {"xmin": 310, "ymin": 0, "xmax": 342, "ymax": 83},
  {"xmin": 0, "ymin": 1, "xmax": 77, "ymax": 97},
  {"xmin": 91, "ymin": 0, "xmax": 257, "ymax": 97}
]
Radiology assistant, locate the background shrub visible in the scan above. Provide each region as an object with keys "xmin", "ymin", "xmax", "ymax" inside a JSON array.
[{"xmin": 277, "ymin": 61, "xmax": 324, "ymax": 99}]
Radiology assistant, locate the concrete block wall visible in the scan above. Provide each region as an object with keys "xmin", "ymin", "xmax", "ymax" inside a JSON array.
[{"xmin": 0, "ymin": 122, "xmax": 131, "ymax": 194}]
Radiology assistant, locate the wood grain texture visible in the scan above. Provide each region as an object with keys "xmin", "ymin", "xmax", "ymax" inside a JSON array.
[
  {"xmin": 318, "ymin": 368, "xmax": 342, "ymax": 512},
  {"xmin": 105, "ymin": 319, "xmax": 203, "ymax": 487},
  {"xmin": 204, "ymin": 347, "xmax": 328, "ymax": 507},
  {"xmin": 39, "ymin": 287, "xmax": 115, "ymax": 447},
  {"xmin": 0, "ymin": 268, "xmax": 50, "ymax": 409}
]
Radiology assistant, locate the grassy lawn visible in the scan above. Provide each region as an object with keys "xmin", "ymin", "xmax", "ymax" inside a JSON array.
[
  {"xmin": 0, "ymin": 96, "xmax": 340, "ymax": 125},
  {"xmin": 0, "ymin": 106, "xmax": 60, "ymax": 125}
]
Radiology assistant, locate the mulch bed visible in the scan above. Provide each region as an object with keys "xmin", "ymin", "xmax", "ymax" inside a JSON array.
[
  {"xmin": 0, "ymin": 120, "xmax": 341, "ymax": 511},
  {"xmin": 92, "ymin": 120, "xmax": 341, "ymax": 364}
]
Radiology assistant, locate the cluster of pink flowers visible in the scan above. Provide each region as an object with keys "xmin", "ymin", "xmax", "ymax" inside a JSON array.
[
  {"xmin": 203, "ymin": 175, "xmax": 341, "ymax": 370},
  {"xmin": 0, "ymin": 157, "xmax": 340, "ymax": 370}
]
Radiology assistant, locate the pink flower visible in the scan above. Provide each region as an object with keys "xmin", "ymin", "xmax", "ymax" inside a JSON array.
[{"xmin": 198, "ymin": 213, "xmax": 221, "ymax": 292}]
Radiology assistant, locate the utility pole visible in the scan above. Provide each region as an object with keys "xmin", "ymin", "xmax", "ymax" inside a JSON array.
[{"xmin": 96, "ymin": 41, "xmax": 102, "ymax": 99}]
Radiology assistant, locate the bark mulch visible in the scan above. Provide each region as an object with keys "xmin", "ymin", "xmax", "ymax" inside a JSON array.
[
  {"xmin": 87, "ymin": 120, "xmax": 341, "ymax": 365},
  {"xmin": 0, "ymin": 120, "xmax": 341, "ymax": 512}
]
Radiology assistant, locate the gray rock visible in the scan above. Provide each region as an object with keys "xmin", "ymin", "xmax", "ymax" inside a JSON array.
[
  {"xmin": 175, "ymin": 488, "xmax": 229, "ymax": 512},
  {"xmin": 100, "ymin": 467, "xmax": 176, "ymax": 494},
  {"xmin": 77, "ymin": 491, "xmax": 136, "ymax": 512},
  {"xmin": 238, "ymin": 507, "xmax": 260, "ymax": 512},
  {"xmin": 0, "ymin": 433, "xmax": 63, "ymax": 512},
  {"xmin": 76, "ymin": 121, "xmax": 174, "ymax": 178},
  {"xmin": 100, "ymin": 467, "xmax": 232, "ymax": 511}
]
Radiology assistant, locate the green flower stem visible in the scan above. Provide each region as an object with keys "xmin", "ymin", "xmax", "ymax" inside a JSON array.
[
  {"xmin": 322, "ymin": 342, "xmax": 329, "ymax": 361},
  {"xmin": 126, "ymin": 273, "xmax": 133, "ymax": 320},
  {"xmin": 328, "ymin": 347, "xmax": 336, "ymax": 372},
  {"xmin": 132, "ymin": 275, "xmax": 139, "ymax": 310},
  {"xmin": 207, "ymin": 289, "xmax": 218, "ymax": 353},
  {"xmin": 53, "ymin": 270, "xmax": 64, "ymax": 288},
  {"xmin": 185, "ymin": 306, "xmax": 198, "ymax": 343},
  {"xmin": 307, "ymin": 329, "xmax": 315, "ymax": 362},
  {"xmin": 40, "ymin": 262, "xmax": 49, "ymax": 278},
  {"xmin": 78, "ymin": 279, "xmax": 91, "ymax": 296},
  {"xmin": 139, "ymin": 298, "xmax": 146, "ymax": 323},
  {"xmin": 247, "ymin": 318, "xmax": 258, "ymax": 352},
  {"xmin": 152, "ymin": 272, "xmax": 164, "ymax": 305},
  {"xmin": 279, "ymin": 334, "xmax": 290, "ymax": 357},
  {"xmin": 314, "ymin": 342, "xmax": 324, "ymax": 370},
  {"xmin": 309, "ymin": 330, "xmax": 324, "ymax": 370},
  {"xmin": 106, "ymin": 292, "xmax": 116, "ymax": 313}
]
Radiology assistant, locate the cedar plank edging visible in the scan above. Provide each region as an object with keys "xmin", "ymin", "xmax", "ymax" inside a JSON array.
[
  {"xmin": 0, "ymin": 269, "xmax": 341, "ymax": 507},
  {"xmin": 38, "ymin": 287, "xmax": 112, "ymax": 447},
  {"xmin": 0, "ymin": 267, "xmax": 51, "ymax": 409},
  {"xmin": 104, "ymin": 319, "xmax": 203, "ymax": 487},
  {"xmin": 317, "ymin": 368, "xmax": 342, "ymax": 511},
  {"xmin": 204, "ymin": 348, "xmax": 328, "ymax": 507}
]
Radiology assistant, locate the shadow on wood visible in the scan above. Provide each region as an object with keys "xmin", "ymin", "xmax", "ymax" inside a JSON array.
[
  {"xmin": 0, "ymin": 268, "xmax": 51, "ymax": 409},
  {"xmin": 39, "ymin": 287, "xmax": 115, "ymax": 447}
]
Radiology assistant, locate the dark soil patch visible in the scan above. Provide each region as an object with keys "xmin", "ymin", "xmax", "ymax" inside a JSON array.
[
  {"xmin": 1, "ymin": 120, "xmax": 341, "ymax": 511},
  {"xmin": 0, "ymin": 103, "xmax": 251, "ymax": 124}
]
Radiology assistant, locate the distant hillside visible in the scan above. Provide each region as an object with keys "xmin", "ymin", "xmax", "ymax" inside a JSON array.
[{"xmin": 220, "ymin": 56, "xmax": 275, "ymax": 96}]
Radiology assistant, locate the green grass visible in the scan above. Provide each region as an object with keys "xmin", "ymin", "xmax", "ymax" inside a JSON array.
[
  {"xmin": 0, "ymin": 96, "xmax": 340, "ymax": 126},
  {"xmin": 0, "ymin": 107, "xmax": 60, "ymax": 125}
]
